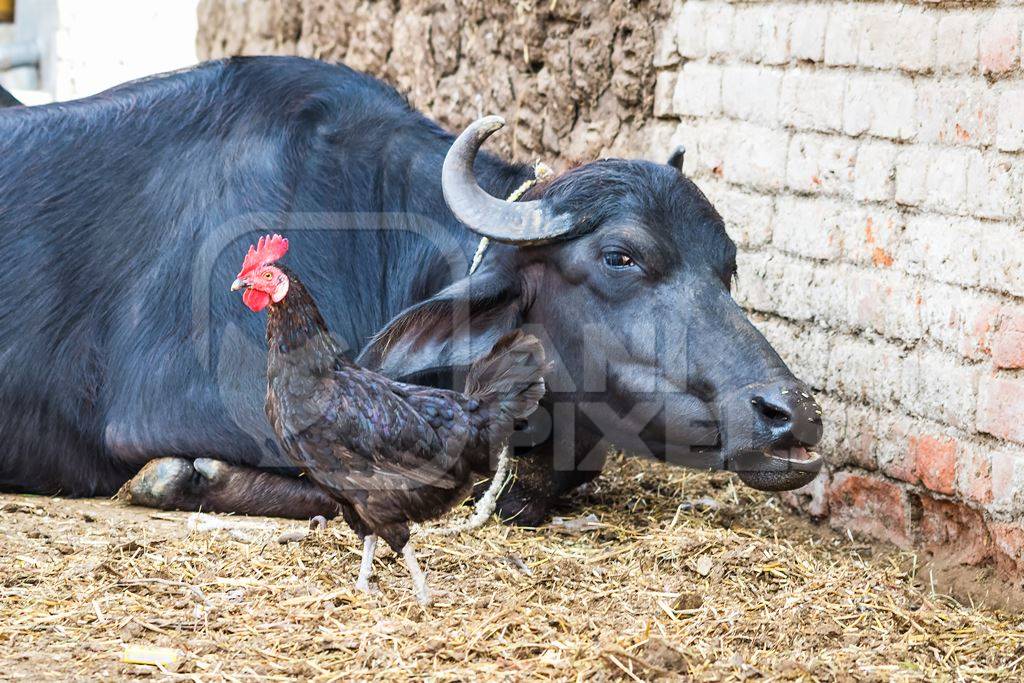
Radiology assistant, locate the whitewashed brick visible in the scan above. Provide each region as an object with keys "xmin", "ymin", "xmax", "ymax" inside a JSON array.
[
  {"xmin": 701, "ymin": 181, "xmax": 774, "ymax": 247},
  {"xmin": 990, "ymin": 446, "xmax": 1024, "ymax": 514},
  {"xmin": 923, "ymin": 147, "xmax": 970, "ymax": 214},
  {"xmin": 915, "ymin": 79, "xmax": 997, "ymax": 148},
  {"xmin": 854, "ymin": 140, "xmax": 897, "ymax": 202},
  {"xmin": 808, "ymin": 261, "xmax": 851, "ymax": 325},
  {"xmin": 966, "ymin": 150, "xmax": 1023, "ymax": 220},
  {"xmin": 843, "ymin": 268, "xmax": 923, "ymax": 342},
  {"xmin": 647, "ymin": 2, "xmax": 1024, "ymax": 530},
  {"xmin": 675, "ymin": 1, "xmax": 709, "ymax": 58},
  {"xmin": 826, "ymin": 336, "xmax": 905, "ymax": 408},
  {"xmin": 900, "ymin": 348, "xmax": 978, "ymax": 429},
  {"xmin": 708, "ymin": 121, "xmax": 790, "ymax": 192},
  {"xmin": 779, "ymin": 69, "xmax": 845, "ymax": 132},
  {"xmin": 918, "ymin": 283, "xmax": 999, "ymax": 357},
  {"xmin": 773, "ymin": 196, "xmax": 844, "ymax": 260},
  {"xmin": 979, "ymin": 9, "xmax": 1022, "ymax": 74},
  {"xmin": 773, "ymin": 200, "xmax": 900, "ymax": 270},
  {"xmin": 737, "ymin": 252, "xmax": 827, "ymax": 322},
  {"xmin": 756, "ymin": 318, "xmax": 832, "ymax": 389},
  {"xmin": 731, "ymin": 6, "xmax": 766, "ymax": 63},
  {"xmin": 897, "ymin": 215, "xmax": 983, "ymax": 287},
  {"xmin": 858, "ymin": 6, "xmax": 937, "ymax": 73},
  {"xmin": 838, "ymin": 402, "xmax": 910, "ymax": 473},
  {"xmin": 897, "ymin": 146, "xmax": 966, "ymax": 214},
  {"xmin": 760, "ymin": 6, "xmax": 794, "ymax": 65},
  {"xmin": 733, "ymin": 250, "xmax": 774, "ymax": 313},
  {"xmin": 978, "ymin": 222, "xmax": 1024, "ymax": 298},
  {"xmin": 839, "ymin": 205, "xmax": 902, "ymax": 268},
  {"xmin": 653, "ymin": 72, "xmax": 676, "ymax": 118},
  {"xmin": 768, "ymin": 254, "xmax": 826, "ymax": 321},
  {"xmin": 706, "ymin": 3, "xmax": 736, "ymax": 58},
  {"xmin": 843, "ymin": 73, "xmax": 916, "ymax": 141},
  {"xmin": 721, "ymin": 65, "xmax": 781, "ymax": 124},
  {"xmin": 824, "ymin": 4, "xmax": 859, "ymax": 67},
  {"xmin": 790, "ymin": 6, "xmax": 828, "ymax": 62},
  {"xmin": 644, "ymin": 120, "xmax": 679, "ymax": 162},
  {"xmin": 787, "ymin": 133, "xmax": 857, "ymax": 196},
  {"xmin": 894, "ymin": 146, "xmax": 930, "ymax": 207},
  {"xmin": 672, "ymin": 62, "xmax": 722, "ymax": 117},
  {"xmin": 936, "ymin": 12, "xmax": 978, "ymax": 73},
  {"xmin": 996, "ymin": 88, "xmax": 1024, "ymax": 152}
]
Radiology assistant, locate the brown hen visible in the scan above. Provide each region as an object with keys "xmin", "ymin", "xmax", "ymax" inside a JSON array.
[{"xmin": 231, "ymin": 234, "xmax": 546, "ymax": 604}]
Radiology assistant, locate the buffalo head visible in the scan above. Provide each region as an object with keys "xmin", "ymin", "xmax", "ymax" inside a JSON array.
[{"xmin": 359, "ymin": 117, "xmax": 823, "ymax": 491}]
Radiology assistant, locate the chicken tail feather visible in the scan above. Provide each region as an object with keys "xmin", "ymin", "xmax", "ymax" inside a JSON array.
[{"xmin": 464, "ymin": 330, "xmax": 547, "ymax": 443}]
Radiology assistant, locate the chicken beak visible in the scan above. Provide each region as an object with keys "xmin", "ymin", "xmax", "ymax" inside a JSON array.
[{"xmin": 230, "ymin": 278, "xmax": 246, "ymax": 292}]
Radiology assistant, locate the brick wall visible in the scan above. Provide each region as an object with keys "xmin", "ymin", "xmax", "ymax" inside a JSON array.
[
  {"xmin": 647, "ymin": 0, "xmax": 1024, "ymax": 579},
  {"xmin": 198, "ymin": 0, "xmax": 1024, "ymax": 580}
]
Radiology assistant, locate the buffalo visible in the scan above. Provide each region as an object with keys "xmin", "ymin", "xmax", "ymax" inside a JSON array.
[{"xmin": 0, "ymin": 57, "xmax": 822, "ymax": 525}]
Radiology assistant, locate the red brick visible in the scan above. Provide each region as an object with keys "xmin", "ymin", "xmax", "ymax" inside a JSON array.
[
  {"xmin": 956, "ymin": 446, "xmax": 992, "ymax": 507},
  {"xmin": 919, "ymin": 496, "xmax": 993, "ymax": 566},
  {"xmin": 911, "ymin": 434, "xmax": 958, "ymax": 495},
  {"xmin": 991, "ymin": 309, "xmax": 1024, "ymax": 369},
  {"xmin": 879, "ymin": 418, "xmax": 919, "ymax": 485},
  {"xmin": 987, "ymin": 521, "xmax": 1024, "ymax": 574},
  {"xmin": 957, "ymin": 300, "xmax": 1000, "ymax": 361},
  {"xmin": 977, "ymin": 375, "xmax": 1024, "ymax": 444},
  {"xmin": 828, "ymin": 471, "xmax": 913, "ymax": 548}
]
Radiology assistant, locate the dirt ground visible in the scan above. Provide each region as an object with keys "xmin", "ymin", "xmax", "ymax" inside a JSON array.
[{"xmin": 2, "ymin": 455, "xmax": 1022, "ymax": 681}]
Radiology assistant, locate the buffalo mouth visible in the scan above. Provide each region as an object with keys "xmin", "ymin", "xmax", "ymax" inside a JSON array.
[{"xmin": 730, "ymin": 447, "xmax": 823, "ymax": 491}]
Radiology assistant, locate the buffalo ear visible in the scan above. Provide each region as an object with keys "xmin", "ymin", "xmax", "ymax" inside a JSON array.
[
  {"xmin": 356, "ymin": 267, "xmax": 524, "ymax": 381},
  {"xmin": 666, "ymin": 145, "xmax": 686, "ymax": 172}
]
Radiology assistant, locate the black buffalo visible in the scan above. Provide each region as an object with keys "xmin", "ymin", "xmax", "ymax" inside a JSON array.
[{"xmin": 0, "ymin": 57, "xmax": 822, "ymax": 524}]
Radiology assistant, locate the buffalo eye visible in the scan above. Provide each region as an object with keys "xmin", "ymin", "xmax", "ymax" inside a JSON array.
[{"xmin": 602, "ymin": 250, "xmax": 636, "ymax": 270}]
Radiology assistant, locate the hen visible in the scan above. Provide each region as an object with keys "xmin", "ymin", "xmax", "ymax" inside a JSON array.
[{"xmin": 231, "ymin": 235, "xmax": 546, "ymax": 604}]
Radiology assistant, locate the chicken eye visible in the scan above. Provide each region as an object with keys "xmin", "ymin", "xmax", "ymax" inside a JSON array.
[
  {"xmin": 602, "ymin": 251, "xmax": 636, "ymax": 269},
  {"xmin": 263, "ymin": 272, "xmax": 274, "ymax": 279}
]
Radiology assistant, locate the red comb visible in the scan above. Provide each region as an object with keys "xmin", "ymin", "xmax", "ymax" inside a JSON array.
[{"xmin": 237, "ymin": 234, "xmax": 289, "ymax": 278}]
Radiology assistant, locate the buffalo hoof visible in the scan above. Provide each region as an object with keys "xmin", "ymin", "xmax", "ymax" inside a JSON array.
[
  {"xmin": 118, "ymin": 457, "xmax": 231, "ymax": 511},
  {"xmin": 118, "ymin": 457, "xmax": 195, "ymax": 508},
  {"xmin": 494, "ymin": 493, "xmax": 554, "ymax": 527},
  {"xmin": 193, "ymin": 457, "xmax": 230, "ymax": 484}
]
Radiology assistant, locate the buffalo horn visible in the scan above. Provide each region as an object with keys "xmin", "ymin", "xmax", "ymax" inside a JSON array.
[{"xmin": 441, "ymin": 116, "xmax": 573, "ymax": 245}]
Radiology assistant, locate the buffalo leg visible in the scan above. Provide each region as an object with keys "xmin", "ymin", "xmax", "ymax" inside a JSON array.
[
  {"xmin": 494, "ymin": 431, "xmax": 608, "ymax": 526},
  {"xmin": 118, "ymin": 457, "xmax": 339, "ymax": 519}
]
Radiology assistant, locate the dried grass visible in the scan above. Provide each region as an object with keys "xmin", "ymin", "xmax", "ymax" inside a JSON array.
[{"xmin": 1, "ymin": 454, "xmax": 1022, "ymax": 681}]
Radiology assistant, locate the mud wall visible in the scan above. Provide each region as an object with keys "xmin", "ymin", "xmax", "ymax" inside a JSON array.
[
  {"xmin": 197, "ymin": 0, "xmax": 1024, "ymax": 582},
  {"xmin": 197, "ymin": 0, "xmax": 670, "ymax": 161}
]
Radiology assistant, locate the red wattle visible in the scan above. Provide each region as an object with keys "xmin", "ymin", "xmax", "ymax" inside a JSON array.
[{"xmin": 243, "ymin": 288, "xmax": 271, "ymax": 312}]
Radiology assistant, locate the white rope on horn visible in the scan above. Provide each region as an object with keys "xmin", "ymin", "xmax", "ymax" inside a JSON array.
[{"xmin": 467, "ymin": 162, "xmax": 554, "ymax": 275}]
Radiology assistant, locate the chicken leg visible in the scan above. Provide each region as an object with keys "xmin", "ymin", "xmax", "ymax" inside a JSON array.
[
  {"xmin": 402, "ymin": 542, "xmax": 431, "ymax": 605},
  {"xmin": 355, "ymin": 535, "xmax": 377, "ymax": 593}
]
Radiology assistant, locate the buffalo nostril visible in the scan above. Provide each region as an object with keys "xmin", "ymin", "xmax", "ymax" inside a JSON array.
[{"xmin": 751, "ymin": 396, "xmax": 792, "ymax": 423}]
